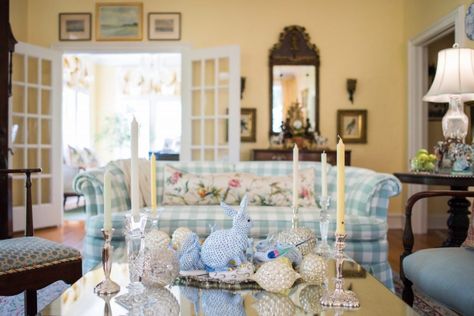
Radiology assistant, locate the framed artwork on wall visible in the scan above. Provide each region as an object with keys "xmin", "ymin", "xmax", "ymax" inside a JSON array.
[
  {"xmin": 59, "ymin": 13, "xmax": 92, "ymax": 41},
  {"xmin": 337, "ymin": 109, "xmax": 367, "ymax": 143},
  {"xmin": 148, "ymin": 12, "xmax": 181, "ymax": 40},
  {"xmin": 95, "ymin": 3, "xmax": 143, "ymax": 41},
  {"xmin": 241, "ymin": 108, "xmax": 256, "ymax": 142}
]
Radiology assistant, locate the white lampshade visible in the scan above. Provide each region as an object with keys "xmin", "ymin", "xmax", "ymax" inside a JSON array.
[{"xmin": 423, "ymin": 44, "xmax": 474, "ymax": 102}]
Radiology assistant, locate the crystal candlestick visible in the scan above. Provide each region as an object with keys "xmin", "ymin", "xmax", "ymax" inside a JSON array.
[
  {"xmin": 125, "ymin": 212, "xmax": 147, "ymax": 291},
  {"xmin": 317, "ymin": 196, "xmax": 331, "ymax": 255},
  {"xmin": 291, "ymin": 206, "xmax": 299, "ymax": 229},
  {"xmin": 320, "ymin": 233, "xmax": 360, "ymax": 309},
  {"xmin": 94, "ymin": 229, "xmax": 121, "ymax": 295}
]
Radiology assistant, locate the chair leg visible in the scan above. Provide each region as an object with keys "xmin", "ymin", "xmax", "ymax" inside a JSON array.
[
  {"xmin": 402, "ymin": 277, "xmax": 414, "ymax": 306},
  {"xmin": 24, "ymin": 289, "xmax": 37, "ymax": 316}
]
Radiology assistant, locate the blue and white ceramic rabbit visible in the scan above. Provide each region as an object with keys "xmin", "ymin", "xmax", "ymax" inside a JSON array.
[
  {"xmin": 201, "ymin": 195, "xmax": 252, "ymax": 271},
  {"xmin": 178, "ymin": 232, "xmax": 205, "ymax": 271}
]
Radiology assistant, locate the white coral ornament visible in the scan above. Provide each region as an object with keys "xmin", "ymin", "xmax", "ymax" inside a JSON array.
[
  {"xmin": 171, "ymin": 227, "xmax": 193, "ymax": 251},
  {"xmin": 253, "ymin": 292, "xmax": 296, "ymax": 316},
  {"xmin": 252, "ymin": 257, "xmax": 300, "ymax": 293},
  {"xmin": 275, "ymin": 227, "xmax": 316, "ymax": 256},
  {"xmin": 299, "ymin": 284, "xmax": 323, "ymax": 314},
  {"xmin": 145, "ymin": 230, "xmax": 171, "ymax": 250},
  {"xmin": 298, "ymin": 253, "xmax": 326, "ymax": 285}
]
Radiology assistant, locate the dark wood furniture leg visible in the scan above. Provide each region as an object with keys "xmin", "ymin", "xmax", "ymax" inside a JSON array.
[
  {"xmin": 0, "ymin": 0, "xmax": 17, "ymax": 239},
  {"xmin": 400, "ymin": 190, "xmax": 474, "ymax": 306},
  {"xmin": 25, "ymin": 289, "xmax": 37, "ymax": 316},
  {"xmin": 444, "ymin": 185, "xmax": 471, "ymax": 247}
]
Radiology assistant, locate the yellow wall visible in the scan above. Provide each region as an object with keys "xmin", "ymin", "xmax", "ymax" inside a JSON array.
[
  {"xmin": 11, "ymin": 0, "xmax": 470, "ymax": 215},
  {"xmin": 93, "ymin": 63, "xmax": 119, "ymax": 163},
  {"xmin": 9, "ymin": 0, "xmax": 28, "ymax": 42}
]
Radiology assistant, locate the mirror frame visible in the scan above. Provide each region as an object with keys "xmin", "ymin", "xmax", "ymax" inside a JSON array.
[{"xmin": 269, "ymin": 25, "xmax": 320, "ymax": 136}]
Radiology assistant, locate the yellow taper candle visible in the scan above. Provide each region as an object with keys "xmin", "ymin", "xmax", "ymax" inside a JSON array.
[
  {"xmin": 150, "ymin": 153, "xmax": 157, "ymax": 216},
  {"xmin": 336, "ymin": 137, "xmax": 345, "ymax": 234},
  {"xmin": 293, "ymin": 144, "xmax": 299, "ymax": 209},
  {"xmin": 103, "ymin": 170, "xmax": 112, "ymax": 231}
]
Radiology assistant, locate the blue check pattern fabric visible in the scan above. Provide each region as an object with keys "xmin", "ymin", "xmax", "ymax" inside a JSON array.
[{"xmin": 74, "ymin": 160, "xmax": 400, "ymax": 290}]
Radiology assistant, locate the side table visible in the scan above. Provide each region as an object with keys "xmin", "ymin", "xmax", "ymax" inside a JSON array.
[{"xmin": 394, "ymin": 172, "xmax": 474, "ymax": 246}]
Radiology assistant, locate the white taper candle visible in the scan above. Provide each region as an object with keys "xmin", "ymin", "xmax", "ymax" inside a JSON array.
[
  {"xmin": 131, "ymin": 117, "xmax": 139, "ymax": 217},
  {"xmin": 293, "ymin": 144, "xmax": 299, "ymax": 209},
  {"xmin": 321, "ymin": 151, "xmax": 328, "ymax": 199},
  {"xmin": 150, "ymin": 153, "xmax": 157, "ymax": 217},
  {"xmin": 103, "ymin": 170, "xmax": 112, "ymax": 231}
]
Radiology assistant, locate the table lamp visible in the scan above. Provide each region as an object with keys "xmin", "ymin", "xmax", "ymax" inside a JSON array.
[{"xmin": 423, "ymin": 44, "xmax": 474, "ymax": 143}]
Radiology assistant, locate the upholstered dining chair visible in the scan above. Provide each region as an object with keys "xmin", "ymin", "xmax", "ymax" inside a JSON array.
[
  {"xmin": 400, "ymin": 190, "xmax": 474, "ymax": 315},
  {"xmin": 0, "ymin": 168, "xmax": 82, "ymax": 316}
]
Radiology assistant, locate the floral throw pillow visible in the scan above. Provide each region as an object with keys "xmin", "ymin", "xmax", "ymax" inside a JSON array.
[
  {"xmin": 247, "ymin": 168, "xmax": 316, "ymax": 207},
  {"xmin": 68, "ymin": 145, "xmax": 85, "ymax": 168},
  {"xmin": 162, "ymin": 165, "xmax": 253, "ymax": 205}
]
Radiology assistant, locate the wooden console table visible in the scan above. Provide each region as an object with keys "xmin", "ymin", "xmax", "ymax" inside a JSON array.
[
  {"xmin": 252, "ymin": 149, "xmax": 351, "ymax": 165},
  {"xmin": 394, "ymin": 172, "xmax": 474, "ymax": 247}
]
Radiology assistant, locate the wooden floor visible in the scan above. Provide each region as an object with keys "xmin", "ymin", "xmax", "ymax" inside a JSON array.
[{"xmin": 33, "ymin": 220, "xmax": 447, "ymax": 274}]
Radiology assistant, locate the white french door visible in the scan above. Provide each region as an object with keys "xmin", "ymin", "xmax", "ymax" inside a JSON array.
[
  {"xmin": 10, "ymin": 42, "xmax": 62, "ymax": 231},
  {"xmin": 181, "ymin": 46, "xmax": 240, "ymax": 162}
]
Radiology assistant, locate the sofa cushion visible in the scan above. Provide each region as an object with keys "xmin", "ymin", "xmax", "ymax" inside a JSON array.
[
  {"xmin": 163, "ymin": 165, "xmax": 316, "ymax": 207},
  {"xmin": 162, "ymin": 165, "xmax": 252, "ymax": 205},
  {"xmin": 404, "ymin": 248, "xmax": 474, "ymax": 315},
  {"xmin": 246, "ymin": 168, "xmax": 315, "ymax": 207},
  {"xmin": 157, "ymin": 162, "xmax": 234, "ymax": 204}
]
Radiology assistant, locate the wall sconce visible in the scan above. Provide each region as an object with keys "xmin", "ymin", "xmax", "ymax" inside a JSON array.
[
  {"xmin": 346, "ymin": 78, "xmax": 357, "ymax": 104},
  {"xmin": 240, "ymin": 77, "xmax": 246, "ymax": 99}
]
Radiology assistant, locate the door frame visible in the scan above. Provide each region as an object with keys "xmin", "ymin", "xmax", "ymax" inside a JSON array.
[{"xmin": 407, "ymin": 5, "xmax": 465, "ymax": 233}]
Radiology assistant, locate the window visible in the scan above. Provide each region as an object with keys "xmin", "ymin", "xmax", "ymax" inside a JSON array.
[{"xmin": 62, "ymin": 86, "xmax": 91, "ymax": 149}]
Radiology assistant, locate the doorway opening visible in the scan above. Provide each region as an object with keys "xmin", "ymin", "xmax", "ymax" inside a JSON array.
[{"xmin": 62, "ymin": 52, "xmax": 182, "ymax": 220}]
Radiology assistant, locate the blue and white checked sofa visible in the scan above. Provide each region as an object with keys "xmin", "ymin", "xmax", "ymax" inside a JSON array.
[{"xmin": 74, "ymin": 160, "xmax": 401, "ymax": 289}]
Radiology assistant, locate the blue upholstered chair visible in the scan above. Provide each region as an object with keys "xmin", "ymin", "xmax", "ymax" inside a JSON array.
[
  {"xmin": 0, "ymin": 169, "xmax": 82, "ymax": 316},
  {"xmin": 401, "ymin": 190, "xmax": 474, "ymax": 315}
]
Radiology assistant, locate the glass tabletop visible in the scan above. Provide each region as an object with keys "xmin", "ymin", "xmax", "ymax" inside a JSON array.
[{"xmin": 40, "ymin": 257, "xmax": 417, "ymax": 316}]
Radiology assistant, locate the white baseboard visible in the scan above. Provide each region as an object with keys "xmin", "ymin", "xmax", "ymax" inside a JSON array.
[{"xmin": 387, "ymin": 213, "xmax": 448, "ymax": 230}]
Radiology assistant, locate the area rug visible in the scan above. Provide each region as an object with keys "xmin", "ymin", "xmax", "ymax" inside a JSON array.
[
  {"xmin": 393, "ymin": 273, "xmax": 458, "ymax": 316},
  {"xmin": 0, "ymin": 281, "xmax": 68, "ymax": 316}
]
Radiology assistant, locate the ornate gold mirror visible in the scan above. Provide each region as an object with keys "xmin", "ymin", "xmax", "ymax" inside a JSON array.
[{"xmin": 269, "ymin": 25, "xmax": 320, "ymax": 136}]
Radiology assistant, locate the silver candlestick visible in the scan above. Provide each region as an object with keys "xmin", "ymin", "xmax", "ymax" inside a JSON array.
[
  {"xmin": 317, "ymin": 196, "xmax": 331, "ymax": 255},
  {"xmin": 94, "ymin": 228, "xmax": 121, "ymax": 295},
  {"xmin": 320, "ymin": 233, "xmax": 360, "ymax": 309}
]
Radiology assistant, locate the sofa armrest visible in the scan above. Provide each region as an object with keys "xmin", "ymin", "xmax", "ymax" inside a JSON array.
[
  {"xmin": 73, "ymin": 164, "xmax": 131, "ymax": 218},
  {"xmin": 343, "ymin": 168, "xmax": 401, "ymax": 220},
  {"xmin": 73, "ymin": 167, "xmax": 106, "ymax": 217}
]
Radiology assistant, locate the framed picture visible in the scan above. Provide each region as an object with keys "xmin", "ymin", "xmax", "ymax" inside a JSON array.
[
  {"xmin": 337, "ymin": 109, "xmax": 367, "ymax": 143},
  {"xmin": 59, "ymin": 13, "xmax": 91, "ymax": 41},
  {"xmin": 241, "ymin": 108, "xmax": 256, "ymax": 142},
  {"xmin": 148, "ymin": 12, "xmax": 181, "ymax": 40},
  {"xmin": 95, "ymin": 3, "xmax": 143, "ymax": 41}
]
